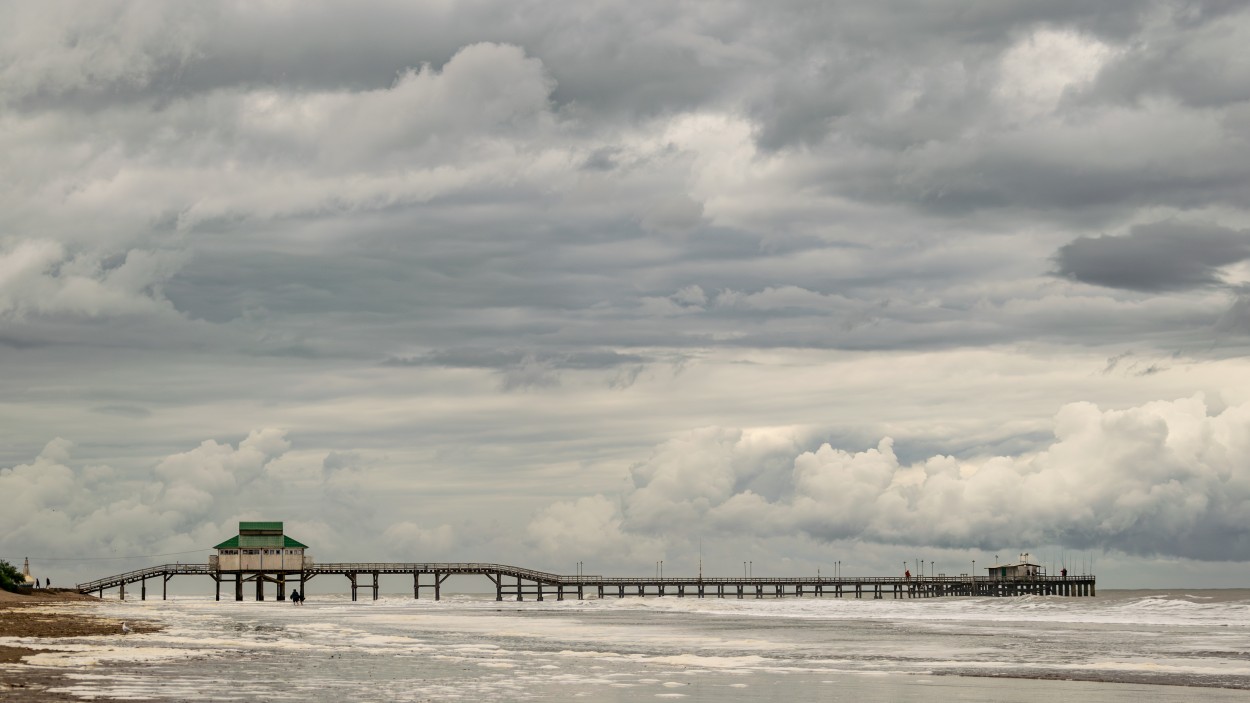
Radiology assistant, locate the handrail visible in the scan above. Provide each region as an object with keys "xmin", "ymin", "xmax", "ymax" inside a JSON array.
[{"xmin": 76, "ymin": 563, "xmax": 215, "ymax": 591}]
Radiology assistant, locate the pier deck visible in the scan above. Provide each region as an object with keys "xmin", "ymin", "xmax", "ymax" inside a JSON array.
[{"xmin": 76, "ymin": 562, "xmax": 1096, "ymax": 601}]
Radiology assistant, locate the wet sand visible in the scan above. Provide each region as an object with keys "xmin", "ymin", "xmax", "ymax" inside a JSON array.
[{"xmin": 0, "ymin": 590, "xmax": 159, "ymax": 701}]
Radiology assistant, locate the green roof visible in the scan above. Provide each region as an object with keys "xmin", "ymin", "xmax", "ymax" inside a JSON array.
[
  {"xmin": 214, "ymin": 535, "xmax": 308, "ymax": 550},
  {"xmin": 240, "ymin": 521, "xmax": 283, "ymax": 533}
]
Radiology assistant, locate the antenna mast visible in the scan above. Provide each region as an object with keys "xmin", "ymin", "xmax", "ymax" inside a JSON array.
[{"xmin": 698, "ymin": 537, "xmax": 703, "ymax": 581}]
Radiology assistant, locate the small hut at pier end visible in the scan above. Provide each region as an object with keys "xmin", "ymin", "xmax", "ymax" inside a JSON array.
[
  {"xmin": 212, "ymin": 521, "xmax": 309, "ymax": 572},
  {"xmin": 986, "ymin": 553, "xmax": 1044, "ymax": 581}
]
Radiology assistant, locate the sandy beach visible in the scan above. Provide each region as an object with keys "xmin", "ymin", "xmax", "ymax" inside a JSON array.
[{"xmin": 0, "ymin": 590, "xmax": 158, "ymax": 701}]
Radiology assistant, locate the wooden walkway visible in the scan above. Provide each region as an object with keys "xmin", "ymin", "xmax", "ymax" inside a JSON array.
[{"xmin": 75, "ymin": 562, "xmax": 1096, "ymax": 601}]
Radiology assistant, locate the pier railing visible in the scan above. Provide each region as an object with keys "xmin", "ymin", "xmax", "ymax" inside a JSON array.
[{"xmin": 303, "ymin": 562, "xmax": 1093, "ymax": 585}]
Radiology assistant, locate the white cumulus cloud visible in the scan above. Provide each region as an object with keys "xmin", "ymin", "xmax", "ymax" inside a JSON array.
[{"xmin": 616, "ymin": 396, "xmax": 1250, "ymax": 561}]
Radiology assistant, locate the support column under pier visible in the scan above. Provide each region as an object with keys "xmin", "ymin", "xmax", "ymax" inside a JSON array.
[
  {"xmin": 256, "ymin": 574, "xmax": 264, "ymax": 601},
  {"xmin": 372, "ymin": 572, "xmax": 379, "ymax": 601},
  {"xmin": 235, "ymin": 574, "xmax": 243, "ymax": 601},
  {"xmin": 141, "ymin": 577, "xmax": 146, "ymax": 601},
  {"xmin": 277, "ymin": 574, "xmax": 286, "ymax": 601},
  {"xmin": 120, "ymin": 582, "xmax": 125, "ymax": 601}
]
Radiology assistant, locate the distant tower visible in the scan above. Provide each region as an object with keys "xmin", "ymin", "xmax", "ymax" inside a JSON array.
[{"xmin": 21, "ymin": 557, "xmax": 36, "ymax": 587}]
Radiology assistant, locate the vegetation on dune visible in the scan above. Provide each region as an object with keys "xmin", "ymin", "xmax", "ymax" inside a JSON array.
[{"xmin": 0, "ymin": 559, "xmax": 27, "ymax": 593}]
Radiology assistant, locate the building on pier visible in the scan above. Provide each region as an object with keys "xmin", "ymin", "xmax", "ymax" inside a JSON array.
[
  {"xmin": 211, "ymin": 521, "xmax": 311, "ymax": 572},
  {"xmin": 986, "ymin": 553, "xmax": 1043, "ymax": 580}
]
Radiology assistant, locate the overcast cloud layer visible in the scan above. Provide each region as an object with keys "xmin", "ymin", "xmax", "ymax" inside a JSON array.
[{"xmin": 4, "ymin": 1, "xmax": 1250, "ymax": 588}]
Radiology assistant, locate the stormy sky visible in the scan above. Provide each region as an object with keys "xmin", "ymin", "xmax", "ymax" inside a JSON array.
[{"xmin": 4, "ymin": 1, "xmax": 1250, "ymax": 589}]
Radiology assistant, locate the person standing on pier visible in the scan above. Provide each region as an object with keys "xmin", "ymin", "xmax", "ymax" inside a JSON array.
[{"xmin": 904, "ymin": 569, "xmax": 910, "ymax": 581}]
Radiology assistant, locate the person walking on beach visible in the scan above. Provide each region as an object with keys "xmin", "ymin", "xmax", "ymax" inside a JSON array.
[
  {"xmin": 35, "ymin": 578, "xmax": 40, "ymax": 589},
  {"xmin": 290, "ymin": 588, "xmax": 300, "ymax": 604}
]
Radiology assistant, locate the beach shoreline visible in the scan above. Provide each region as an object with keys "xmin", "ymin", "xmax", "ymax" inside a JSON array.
[{"xmin": 0, "ymin": 590, "xmax": 158, "ymax": 701}]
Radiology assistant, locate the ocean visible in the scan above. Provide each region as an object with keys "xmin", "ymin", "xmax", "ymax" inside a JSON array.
[{"xmin": 11, "ymin": 589, "xmax": 1250, "ymax": 701}]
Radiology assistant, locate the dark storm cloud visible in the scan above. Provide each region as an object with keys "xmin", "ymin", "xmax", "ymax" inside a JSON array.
[
  {"xmin": 385, "ymin": 349, "xmax": 649, "ymax": 372},
  {"xmin": 1090, "ymin": 2, "xmax": 1250, "ymax": 109},
  {"xmin": 90, "ymin": 405, "xmax": 152, "ymax": 418},
  {"xmin": 0, "ymin": 2, "xmax": 1155, "ymax": 124},
  {"xmin": 1055, "ymin": 221, "xmax": 1250, "ymax": 292}
]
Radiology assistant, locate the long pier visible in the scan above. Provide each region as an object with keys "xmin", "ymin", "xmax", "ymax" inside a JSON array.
[{"xmin": 76, "ymin": 562, "xmax": 1095, "ymax": 601}]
